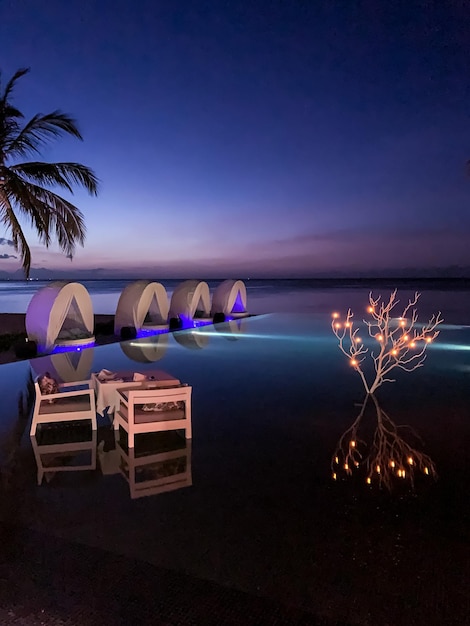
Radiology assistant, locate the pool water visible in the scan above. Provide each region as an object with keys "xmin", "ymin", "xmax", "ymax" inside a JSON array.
[{"xmin": 0, "ymin": 312, "xmax": 469, "ymax": 624}]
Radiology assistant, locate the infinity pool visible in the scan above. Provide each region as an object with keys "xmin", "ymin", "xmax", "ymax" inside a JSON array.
[{"xmin": 1, "ymin": 312, "xmax": 469, "ymax": 624}]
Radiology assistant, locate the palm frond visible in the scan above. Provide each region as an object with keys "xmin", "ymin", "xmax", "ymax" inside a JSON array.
[
  {"xmin": 5, "ymin": 111, "xmax": 84, "ymax": 159},
  {"xmin": 0, "ymin": 68, "xmax": 30, "ymax": 105},
  {"xmin": 11, "ymin": 161, "xmax": 99, "ymax": 195},
  {"xmin": 0, "ymin": 195, "xmax": 31, "ymax": 277},
  {"xmin": 5, "ymin": 175, "xmax": 86, "ymax": 257}
]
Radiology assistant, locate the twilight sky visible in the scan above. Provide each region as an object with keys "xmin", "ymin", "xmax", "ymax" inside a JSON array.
[{"xmin": 1, "ymin": 0, "xmax": 470, "ymax": 278}]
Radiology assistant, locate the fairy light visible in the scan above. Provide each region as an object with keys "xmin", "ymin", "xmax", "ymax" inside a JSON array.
[
  {"xmin": 331, "ymin": 290, "xmax": 442, "ymax": 397},
  {"xmin": 376, "ymin": 465, "xmax": 381, "ymax": 474},
  {"xmin": 354, "ymin": 461, "xmax": 359, "ymax": 467},
  {"xmin": 350, "ymin": 440, "xmax": 356, "ymax": 448},
  {"xmin": 366, "ymin": 477, "xmax": 371, "ymax": 484},
  {"xmin": 344, "ymin": 463, "xmax": 349, "ymax": 470},
  {"xmin": 390, "ymin": 460, "xmax": 395, "ymax": 468},
  {"xmin": 407, "ymin": 457, "xmax": 414, "ymax": 465},
  {"xmin": 332, "ymin": 473, "xmax": 337, "ymax": 480},
  {"xmin": 335, "ymin": 456, "xmax": 339, "ymax": 464},
  {"xmin": 424, "ymin": 467, "xmax": 429, "ymax": 475}
]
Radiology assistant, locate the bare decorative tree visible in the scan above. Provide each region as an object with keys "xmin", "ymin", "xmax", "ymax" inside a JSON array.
[
  {"xmin": 331, "ymin": 394, "xmax": 437, "ymax": 491},
  {"xmin": 331, "ymin": 290, "xmax": 443, "ymax": 394}
]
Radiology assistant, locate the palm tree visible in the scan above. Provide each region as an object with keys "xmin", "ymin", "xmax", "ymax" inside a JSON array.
[{"xmin": 0, "ymin": 68, "xmax": 99, "ymax": 278}]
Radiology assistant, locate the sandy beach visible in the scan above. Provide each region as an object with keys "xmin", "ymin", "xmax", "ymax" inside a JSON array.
[{"xmin": 0, "ymin": 313, "xmax": 115, "ymax": 365}]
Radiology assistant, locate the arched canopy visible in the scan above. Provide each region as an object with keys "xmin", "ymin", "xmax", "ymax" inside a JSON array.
[
  {"xmin": 30, "ymin": 348, "xmax": 95, "ymax": 383},
  {"xmin": 211, "ymin": 279, "xmax": 248, "ymax": 317},
  {"xmin": 26, "ymin": 281, "xmax": 94, "ymax": 351},
  {"xmin": 169, "ymin": 280, "xmax": 211, "ymax": 322},
  {"xmin": 120, "ymin": 333, "xmax": 169, "ymax": 363},
  {"xmin": 114, "ymin": 280, "xmax": 169, "ymax": 335}
]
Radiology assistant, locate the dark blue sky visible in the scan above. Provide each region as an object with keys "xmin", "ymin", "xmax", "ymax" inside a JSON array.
[{"xmin": 1, "ymin": 0, "xmax": 470, "ymax": 277}]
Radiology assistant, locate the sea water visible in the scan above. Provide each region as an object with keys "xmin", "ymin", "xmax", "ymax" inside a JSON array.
[{"xmin": 0, "ymin": 277, "xmax": 469, "ymax": 323}]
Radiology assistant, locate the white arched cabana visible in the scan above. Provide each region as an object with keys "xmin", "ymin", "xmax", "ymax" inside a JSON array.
[
  {"xmin": 120, "ymin": 333, "xmax": 169, "ymax": 362},
  {"xmin": 169, "ymin": 280, "xmax": 211, "ymax": 323},
  {"xmin": 211, "ymin": 279, "xmax": 248, "ymax": 318},
  {"xmin": 26, "ymin": 281, "xmax": 95, "ymax": 352},
  {"xmin": 114, "ymin": 280, "xmax": 169, "ymax": 336}
]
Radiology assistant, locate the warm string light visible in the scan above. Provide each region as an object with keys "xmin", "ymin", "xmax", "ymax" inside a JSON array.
[
  {"xmin": 331, "ymin": 292, "xmax": 441, "ymax": 491},
  {"xmin": 332, "ymin": 289, "xmax": 443, "ymax": 395}
]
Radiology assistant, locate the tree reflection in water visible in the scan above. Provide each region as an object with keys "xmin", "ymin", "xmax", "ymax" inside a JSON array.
[{"xmin": 331, "ymin": 394, "xmax": 437, "ymax": 491}]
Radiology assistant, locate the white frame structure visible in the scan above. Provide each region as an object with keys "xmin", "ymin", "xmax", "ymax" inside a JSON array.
[
  {"xmin": 211, "ymin": 279, "xmax": 248, "ymax": 318},
  {"xmin": 31, "ymin": 380, "xmax": 97, "ymax": 437},
  {"xmin": 168, "ymin": 280, "xmax": 211, "ymax": 323},
  {"xmin": 114, "ymin": 280, "xmax": 169, "ymax": 336},
  {"xmin": 115, "ymin": 385, "xmax": 192, "ymax": 447},
  {"xmin": 26, "ymin": 281, "xmax": 95, "ymax": 352}
]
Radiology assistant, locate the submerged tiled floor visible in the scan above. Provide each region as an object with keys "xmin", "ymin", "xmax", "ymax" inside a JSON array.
[{"xmin": 0, "ymin": 523, "xmax": 340, "ymax": 626}]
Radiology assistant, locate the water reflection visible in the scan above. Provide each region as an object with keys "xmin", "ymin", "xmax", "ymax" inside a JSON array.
[
  {"xmin": 30, "ymin": 349, "xmax": 95, "ymax": 383},
  {"xmin": 0, "ymin": 372, "xmax": 34, "ymax": 491},
  {"xmin": 332, "ymin": 394, "xmax": 437, "ymax": 491},
  {"xmin": 31, "ymin": 423, "xmax": 97, "ymax": 485},
  {"xmin": 173, "ymin": 330, "xmax": 210, "ymax": 350},
  {"xmin": 120, "ymin": 333, "xmax": 169, "ymax": 362},
  {"xmin": 113, "ymin": 429, "xmax": 192, "ymax": 499},
  {"xmin": 214, "ymin": 318, "xmax": 248, "ymax": 341},
  {"xmin": 29, "ymin": 422, "xmax": 191, "ymax": 500}
]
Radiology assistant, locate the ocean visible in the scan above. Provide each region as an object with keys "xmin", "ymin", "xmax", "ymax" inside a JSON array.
[{"xmin": 1, "ymin": 277, "xmax": 470, "ymax": 323}]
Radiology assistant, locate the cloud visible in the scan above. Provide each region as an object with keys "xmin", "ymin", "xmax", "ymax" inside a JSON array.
[
  {"xmin": 0, "ymin": 238, "xmax": 14, "ymax": 247},
  {"xmin": 0, "ymin": 253, "xmax": 16, "ymax": 259}
]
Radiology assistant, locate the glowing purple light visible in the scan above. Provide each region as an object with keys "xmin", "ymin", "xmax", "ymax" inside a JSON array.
[
  {"xmin": 136, "ymin": 327, "xmax": 169, "ymax": 338},
  {"xmin": 49, "ymin": 341, "xmax": 95, "ymax": 355}
]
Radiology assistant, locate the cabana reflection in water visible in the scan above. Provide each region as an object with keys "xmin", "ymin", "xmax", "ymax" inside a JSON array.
[
  {"xmin": 120, "ymin": 319, "xmax": 247, "ymax": 358},
  {"xmin": 30, "ymin": 349, "xmax": 95, "ymax": 383},
  {"xmin": 120, "ymin": 333, "xmax": 169, "ymax": 362}
]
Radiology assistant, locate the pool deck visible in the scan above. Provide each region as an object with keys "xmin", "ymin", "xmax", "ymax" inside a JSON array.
[{"xmin": 0, "ymin": 522, "xmax": 345, "ymax": 626}]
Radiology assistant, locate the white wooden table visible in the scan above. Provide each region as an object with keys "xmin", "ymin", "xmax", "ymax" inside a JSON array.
[{"xmin": 91, "ymin": 370, "xmax": 180, "ymax": 416}]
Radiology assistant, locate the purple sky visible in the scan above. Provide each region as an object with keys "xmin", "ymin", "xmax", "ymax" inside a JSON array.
[{"xmin": 1, "ymin": 1, "xmax": 470, "ymax": 278}]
